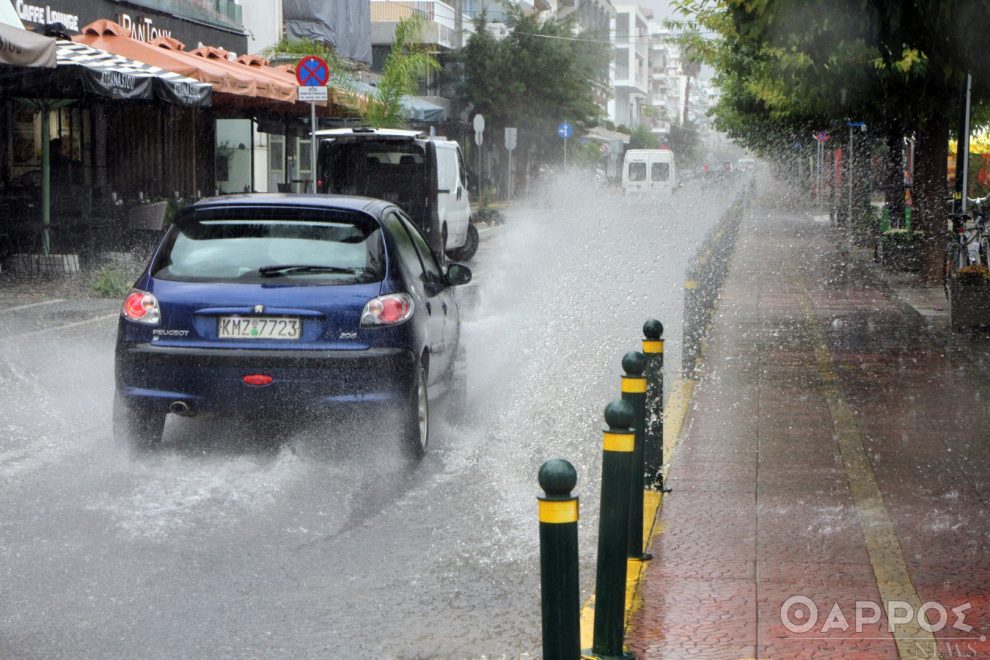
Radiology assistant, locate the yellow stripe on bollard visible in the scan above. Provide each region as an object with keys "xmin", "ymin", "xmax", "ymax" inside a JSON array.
[
  {"xmin": 621, "ymin": 376, "xmax": 647, "ymax": 394},
  {"xmin": 603, "ymin": 431, "xmax": 635, "ymax": 453},
  {"xmin": 538, "ymin": 499, "xmax": 579, "ymax": 524},
  {"xmin": 641, "ymin": 339, "xmax": 664, "ymax": 354}
]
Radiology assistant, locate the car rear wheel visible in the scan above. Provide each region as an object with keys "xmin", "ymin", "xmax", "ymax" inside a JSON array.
[
  {"xmin": 113, "ymin": 393, "xmax": 165, "ymax": 451},
  {"xmin": 448, "ymin": 223, "xmax": 479, "ymax": 262},
  {"xmin": 402, "ymin": 360, "xmax": 429, "ymax": 460}
]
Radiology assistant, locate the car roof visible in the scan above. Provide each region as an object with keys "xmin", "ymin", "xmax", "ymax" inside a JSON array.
[
  {"xmin": 315, "ymin": 127, "xmax": 426, "ymax": 139},
  {"xmin": 190, "ymin": 193, "xmax": 391, "ymax": 215}
]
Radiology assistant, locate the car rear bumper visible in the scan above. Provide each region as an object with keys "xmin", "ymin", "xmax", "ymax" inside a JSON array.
[{"xmin": 115, "ymin": 343, "xmax": 417, "ymax": 414}]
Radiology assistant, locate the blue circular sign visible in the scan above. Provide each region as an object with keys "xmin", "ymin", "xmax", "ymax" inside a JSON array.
[{"xmin": 557, "ymin": 122, "xmax": 573, "ymax": 139}]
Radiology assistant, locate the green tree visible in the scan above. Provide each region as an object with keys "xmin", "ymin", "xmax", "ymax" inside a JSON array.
[
  {"xmin": 628, "ymin": 124, "xmax": 660, "ymax": 149},
  {"xmin": 363, "ymin": 15, "xmax": 441, "ymax": 128},
  {"xmin": 458, "ymin": 6, "xmax": 610, "ymax": 193}
]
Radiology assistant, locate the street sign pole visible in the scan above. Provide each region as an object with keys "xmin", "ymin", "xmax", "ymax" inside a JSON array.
[
  {"xmin": 296, "ymin": 55, "xmax": 331, "ymax": 193},
  {"xmin": 504, "ymin": 127, "xmax": 517, "ymax": 199},
  {"xmin": 310, "ymin": 101, "xmax": 317, "ymax": 190},
  {"xmin": 473, "ymin": 114, "xmax": 485, "ymax": 196}
]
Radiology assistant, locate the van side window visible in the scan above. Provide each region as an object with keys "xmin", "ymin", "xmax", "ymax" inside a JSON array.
[
  {"xmin": 628, "ymin": 162, "xmax": 647, "ymax": 182},
  {"xmin": 652, "ymin": 162, "xmax": 670, "ymax": 182},
  {"xmin": 456, "ymin": 148, "xmax": 467, "ymax": 188}
]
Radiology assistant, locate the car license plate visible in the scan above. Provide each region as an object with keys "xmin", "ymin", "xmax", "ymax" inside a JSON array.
[{"xmin": 217, "ymin": 316, "xmax": 301, "ymax": 340}]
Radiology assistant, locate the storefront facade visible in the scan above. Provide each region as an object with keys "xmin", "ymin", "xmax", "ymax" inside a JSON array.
[{"xmin": 13, "ymin": 0, "xmax": 246, "ymax": 53}]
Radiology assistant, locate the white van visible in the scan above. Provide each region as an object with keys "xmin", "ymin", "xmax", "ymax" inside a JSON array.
[
  {"xmin": 622, "ymin": 149, "xmax": 677, "ymax": 194},
  {"xmin": 316, "ymin": 128, "xmax": 478, "ymax": 261}
]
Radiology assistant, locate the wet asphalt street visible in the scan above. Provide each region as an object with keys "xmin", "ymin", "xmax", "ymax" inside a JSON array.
[{"xmin": 0, "ymin": 174, "xmax": 742, "ymax": 658}]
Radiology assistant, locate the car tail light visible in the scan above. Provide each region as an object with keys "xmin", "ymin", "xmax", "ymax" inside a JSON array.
[
  {"xmin": 243, "ymin": 374, "xmax": 274, "ymax": 386},
  {"xmin": 361, "ymin": 293, "xmax": 414, "ymax": 327},
  {"xmin": 122, "ymin": 290, "xmax": 160, "ymax": 325}
]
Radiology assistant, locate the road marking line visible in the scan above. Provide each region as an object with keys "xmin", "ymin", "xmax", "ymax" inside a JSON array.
[
  {"xmin": 796, "ymin": 278, "xmax": 940, "ymax": 659},
  {"xmin": 0, "ymin": 312, "xmax": 118, "ymax": 343},
  {"xmin": 0, "ymin": 299, "xmax": 65, "ymax": 313}
]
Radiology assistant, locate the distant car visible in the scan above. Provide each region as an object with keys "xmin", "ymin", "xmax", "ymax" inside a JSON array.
[{"xmin": 113, "ymin": 194, "xmax": 472, "ymax": 458}]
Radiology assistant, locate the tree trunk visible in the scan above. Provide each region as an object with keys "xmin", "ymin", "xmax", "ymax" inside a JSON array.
[{"xmin": 913, "ymin": 113, "xmax": 950, "ymax": 282}]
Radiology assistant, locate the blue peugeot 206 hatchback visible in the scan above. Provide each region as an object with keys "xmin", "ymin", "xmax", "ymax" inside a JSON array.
[{"xmin": 113, "ymin": 194, "xmax": 472, "ymax": 458}]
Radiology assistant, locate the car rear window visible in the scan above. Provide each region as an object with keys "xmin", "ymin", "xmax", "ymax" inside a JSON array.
[{"xmin": 152, "ymin": 207, "xmax": 384, "ymax": 284}]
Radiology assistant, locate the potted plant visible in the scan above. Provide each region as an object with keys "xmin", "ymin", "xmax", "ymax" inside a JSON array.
[
  {"xmin": 876, "ymin": 228, "xmax": 922, "ymax": 271},
  {"xmin": 949, "ymin": 264, "xmax": 990, "ymax": 331}
]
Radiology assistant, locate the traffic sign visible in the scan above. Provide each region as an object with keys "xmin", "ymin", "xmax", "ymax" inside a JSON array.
[
  {"xmin": 297, "ymin": 86, "xmax": 328, "ymax": 102},
  {"xmin": 557, "ymin": 121, "xmax": 573, "ymax": 139},
  {"xmin": 296, "ymin": 55, "xmax": 330, "ymax": 87},
  {"xmin": 504, "ymin": 127, "xmax": 517, "ymax": 151},
  {"xmin": 813, "ymin": 130, "xmax": 830, "ymax": 142},
  {"xmin": 473, "ymin": 113, "xmax": 485, "ymax": 146}
]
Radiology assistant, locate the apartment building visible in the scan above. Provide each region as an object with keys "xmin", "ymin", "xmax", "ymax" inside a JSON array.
[{"xmin": 609, "ymin": 4, "xmax": 650, "ymax": 128}]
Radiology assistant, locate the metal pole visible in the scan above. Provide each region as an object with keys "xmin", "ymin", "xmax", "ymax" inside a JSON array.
[
  {"xmin": 563, "ymin": 136, "xmax": 568, "ymax": 172},
  {"xmin": 848, "ymin": 125, "xmax": 854, "ymax": 225},
  {"xmin": 962, "ymin": 73, "xmax": 972, "ymax": 213},
  {"xmin": 40, "ymin": 105, "xmax": 51, "ymax": 256},
  {"xmin": 592, "ymin": 400, "xmax": 636, "ymax": 659},
  {"xmin": 537, "ymin": 459, "xmax": 580, "ymax": 660},
  {"xmin": 310, "ymin": 100, "xmax": 317, "ymax": 193}
]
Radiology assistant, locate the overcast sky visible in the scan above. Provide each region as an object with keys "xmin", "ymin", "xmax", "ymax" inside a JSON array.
[{"xmin": 636, "ymin": 0, "xmax": 679, "ymax": 24}]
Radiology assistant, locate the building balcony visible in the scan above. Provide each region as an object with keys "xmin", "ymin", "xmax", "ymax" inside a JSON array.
[{"xmin": 371, "ymin": 0, "xmax": 473, "ymax": 49}]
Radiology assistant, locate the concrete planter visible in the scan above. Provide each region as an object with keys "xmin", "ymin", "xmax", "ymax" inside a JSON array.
[
  {"xmin": 948, "ymin": 278, "xmax": 990, "ymax": 330},
  {"xmin": 876, "ymin": 232, "xmax": 922, "ymax": 271},
  {"xmin": 5, "ymin": 253, "xmax": 80, "ymax": 275}
]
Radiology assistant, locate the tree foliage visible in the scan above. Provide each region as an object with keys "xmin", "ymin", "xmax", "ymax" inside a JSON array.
[
  {"xmin": 458, "ymin": 6, "xmax": 610, "ymax": 183},
  {"xmin": 669, "ymin": 0, "xmax": 990, "ymax": 280}
]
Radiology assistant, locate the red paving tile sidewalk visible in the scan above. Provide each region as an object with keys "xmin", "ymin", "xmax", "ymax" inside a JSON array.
[{"xmin": 626, "ymin": 189, "xmax": 990, "ymax": 659}]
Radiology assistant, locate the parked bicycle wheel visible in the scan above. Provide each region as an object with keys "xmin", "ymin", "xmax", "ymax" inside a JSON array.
[
  {"xmin": 980, "ymin": 234, "xmax": 990, "ymax": 268},
  {"xmin": 945, "ymin": 242, "xmax": 964, "ymax": 299}
]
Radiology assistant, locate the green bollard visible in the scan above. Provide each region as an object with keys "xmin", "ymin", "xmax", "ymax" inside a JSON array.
[
  {"xmin": 538, "ymin": 458, "xmax": 580, "ymax": 660},
  {"xmin": 591, "ymin": 400, "xmax": 636, "ymax": 659},
  {"xmin": 905, "ymin": 205, "xmax": 912, "ymax": 231},
  {"xmin": 642, "ymin": 320, "xmax": 670, "ymax": 493},
  {"xmin": 881, "ymin": 205, "xmax": 891, "ymax": 232},
  {"xmin": 621, "ymin": 352, "xmax": 651, "ymax": 561}
]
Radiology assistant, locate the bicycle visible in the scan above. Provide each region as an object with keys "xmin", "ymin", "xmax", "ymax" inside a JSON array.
[{"xmin": 944, "ymin": 199, "xmax": 990, "ymax": 298}]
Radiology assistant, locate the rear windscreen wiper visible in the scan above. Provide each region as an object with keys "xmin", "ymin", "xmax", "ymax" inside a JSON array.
[{"xmin": 259, "ymin": 264, "xmax": 364, "ymax": 277}]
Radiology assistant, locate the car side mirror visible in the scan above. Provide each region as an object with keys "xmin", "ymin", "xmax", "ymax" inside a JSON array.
[{"xmin": 446, "ymin": 263, "xmax": 472, "ymax": 286}]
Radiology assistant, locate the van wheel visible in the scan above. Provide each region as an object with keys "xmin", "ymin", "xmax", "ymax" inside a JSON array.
[{"xmin": 448, "ymin": 223, "xmax": 479, "ymax": 262}]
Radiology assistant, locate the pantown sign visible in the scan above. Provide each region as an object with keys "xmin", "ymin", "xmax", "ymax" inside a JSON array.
[{"xmin": 116, "ymin": 13, "xmax": 173, "ymax": 43}]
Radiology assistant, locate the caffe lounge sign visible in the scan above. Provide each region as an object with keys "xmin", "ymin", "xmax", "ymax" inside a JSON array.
[{"xmin": 16, "ymin": 0, "xmax": 246, "ymax": 53}]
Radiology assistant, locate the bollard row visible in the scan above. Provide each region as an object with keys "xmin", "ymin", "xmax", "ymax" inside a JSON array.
[
  {"xmin": 539, "ymin": 318, "xmax": 671, "ymax": 659},
  {"xmin": 682, "ymin": 191, "xmax": 746, "ymax": 379}
]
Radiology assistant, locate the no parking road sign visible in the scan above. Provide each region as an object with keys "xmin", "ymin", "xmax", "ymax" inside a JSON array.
[{"xmin": 296, "ymin": 56, "xmax": 330, "ymax": 87}]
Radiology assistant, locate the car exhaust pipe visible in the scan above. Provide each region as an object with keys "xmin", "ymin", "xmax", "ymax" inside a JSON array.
[{"xmin": 169, "ymin": 401, "xmax": 192, "ymax": 416}]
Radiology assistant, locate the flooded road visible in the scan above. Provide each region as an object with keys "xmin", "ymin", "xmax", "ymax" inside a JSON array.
[{"xmin": 0, "ymin": 174, "xmax": 742, "ymax": 658}]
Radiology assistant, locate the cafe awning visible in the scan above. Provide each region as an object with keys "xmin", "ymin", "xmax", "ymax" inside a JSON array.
[
  {"xmin": 0, "ymin": 39, "xmax": 211, "ymax": 105},
  {"xmin": 75, "ymin": 21, "xmax": 259, "ymax": 99},
  {"xmin": 0, "ymin": 22, "xmax": 56, "ymax": 68}
]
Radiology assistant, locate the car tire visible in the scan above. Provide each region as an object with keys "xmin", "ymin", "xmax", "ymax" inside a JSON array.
[
  {"xmin": 113, "ymin": 392, "xmax": 165, "ymax": 451},
  {"xmin": 402, "ymin": 360, "xmax": 429, "ymax": 460},
  {"xmin": 448, "ymin": 223, "xmax": 479, "ymax": 262}
]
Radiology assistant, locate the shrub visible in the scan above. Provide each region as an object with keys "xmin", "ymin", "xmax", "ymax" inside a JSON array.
[{"xmin": 89, "ymin": 264, "xmax": 136, "ymax": 298}]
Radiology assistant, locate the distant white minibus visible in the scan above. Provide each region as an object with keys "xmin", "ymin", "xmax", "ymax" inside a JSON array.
[{"xmin": 621, "ymin": 149, "xmax": 677, "ymax": 194}]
